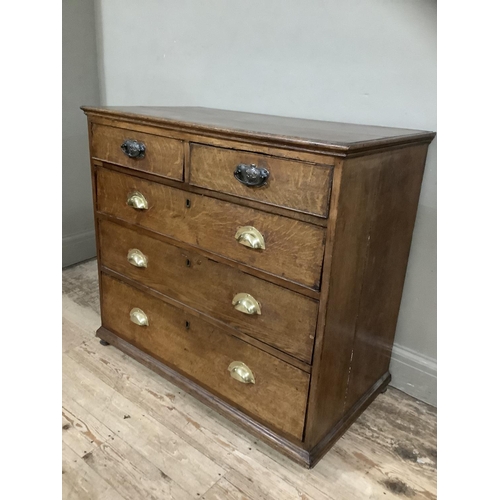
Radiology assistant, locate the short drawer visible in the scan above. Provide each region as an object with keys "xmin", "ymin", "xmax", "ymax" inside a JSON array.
[
  {"xmin": 190, "ymin": 144, "xmax": 332, "ymax": 217},
  {"xmin": 101, "ymin": 274, "xmax": 309, "ymax": 440},
  {"xmin": 99, "ymin": 219, "xmax": 319, "ymax": 362},
  {"xmin": 97, "ymin": 168, "xmax": 325, "ymax": 289},
  {"xmin": 91, "ymin": 124, "xmax": 184, "ymax": 181}
]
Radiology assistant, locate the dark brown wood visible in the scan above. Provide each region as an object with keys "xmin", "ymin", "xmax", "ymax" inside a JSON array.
[
  {"xmin": 190, "ymin": 143, "xmax": 332, "ymax": 217},
  {"xmin": 96, "ymin": 167, "xmax": 326, "ymax": 289},
  {"xmin": 100, "ymin": 265, "xmax": 312, "ymax": 373},
  {"xmin": 343, "ymin": 146, "xmax": 428, "ymax": 410},
  {"xmin": 91, "ymin": 123, "xmax": 184, "ymax": 181},
  {"xmin": 83, "ymin": 106, "xmax": 435, "ymax": 468},
  {"xmin": 86, "ymin": 123, "xmax": 105, "ymax": 317},
  {"xmin": 95, "ymin": 326, "xmax": 390, "ymax": 469},
  {"xmin": 96, "ymin": 160, "xmax": 328, "ymax": 228},
  {"xmin": 99, "ymin": 218, "xmax": 318, "ymax": 363},
  {"xmin": 82, "ymin": 106, "xmax": 436, "ymax": 155},
  {"xmin": 88, "ymin": 113, "xmax": 337, "ymax": 165},
  {"xmin": 307, "ymin": 371, "xmax": 391, "ymax": 467},
  {"xmin": 95, "ymin": 326, "xmax": 311, "ymax": 465},
  {"xmin": 97, "ymin": 211, "xmax": 321, "ymax": 300},
  {"xmin": 101, "ymin": 274, "xmax": 310, "ymax": 441},
  {"xmin": 304, "ymin": 156, "xmax": 381, "ymax": 446},
  {"xmin": 304, "ymin": 145, "xmax": 430, "ymax": 449}
]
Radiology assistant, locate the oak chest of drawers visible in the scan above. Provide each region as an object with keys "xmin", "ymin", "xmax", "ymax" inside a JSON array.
[{"xmin": 82, "ymin": 106, "xmax": 435, "ymax": 468}]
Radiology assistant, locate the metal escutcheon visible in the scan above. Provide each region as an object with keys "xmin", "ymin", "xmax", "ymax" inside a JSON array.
[
  {"xmin": 234, "ymin": 226, "xmax": 265, "ymax": 250},
  {"xmin": 228, "ymin": 361, "xmax": 255, "ymax": 384},
  {"xmin": 232, "ymin": 293, "xmax": 261, "ymax": 315},
  {"xmin": 130, "ymin": 307, "xmax": 149, "ymax": 326}
]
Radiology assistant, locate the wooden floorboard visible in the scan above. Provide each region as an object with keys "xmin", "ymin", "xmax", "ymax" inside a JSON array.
[{"xmin": 62, "ymin": 259, "xmax": 437, "ymax": 499}]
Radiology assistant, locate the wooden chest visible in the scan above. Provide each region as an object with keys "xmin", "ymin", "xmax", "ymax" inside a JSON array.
[{"xmin": 82, "ymin": 106, "xmax": 435, "ymax": 467}]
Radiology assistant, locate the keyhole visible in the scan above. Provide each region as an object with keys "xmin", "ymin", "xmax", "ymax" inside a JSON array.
[
  {"xmin": 185, "ymin": 199, "xmax": 191, "ymax": 208},
  {"xmin": 185, "ymin": 320, "xmax": 190, "ymax": 330},
  {"xmin": 186, "ymin": 258, "xmax": 191, "ymax": 267}
]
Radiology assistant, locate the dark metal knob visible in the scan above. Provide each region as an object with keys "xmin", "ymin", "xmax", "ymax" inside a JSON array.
[
  {"xmin": 234, "ymin": 163, "xmax": 269, "ymax": 187},
  {"xmin": 121, "ymin": 139, "xmax": 146, "ymax": 159}
]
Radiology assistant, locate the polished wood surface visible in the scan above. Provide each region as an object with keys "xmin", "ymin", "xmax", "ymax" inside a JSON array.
[
  {"xmin": 82, "ymin": 105, "xmax": 435, "ymax": 468},
  {"xmin": 96, "ymin": 167, "xmax": 326, "ymax": 289},
  {"xmin": 63, "ymin": 260, "xmax": 437, "ymax": 499},
  {"xmin": 83, "ymin": 106, "xmax": 435, "ymax": 155},
  {"xmin": 344, "ymin": 146, "xmax": 428, "ymax": 410},
  {"xmin": 101, "ymin": 274, "xmax": 310, "ymax": 440},
  {"xmin": 190, "ymin": 143, "xmax": 332, "ymax": 217},
  {"xmin": 91, "ymin": 123, "xmax": 184, "ymax": 180},
  {"xmin": 305, "ymin": 145, "xmax": 430, "ymax": 449},
  {"xmin": 90, "ymin": 114, "xmax": 337, "ymax": 166},
  {"xmin": 99, "ymin": 219, "xmax": 318, "ymax": 362}
]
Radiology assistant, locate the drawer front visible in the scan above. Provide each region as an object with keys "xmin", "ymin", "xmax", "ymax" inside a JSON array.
[
  {"xmin": 190, "ymin": 144, "xmax": 332, "ymax": 217},
  {"xmin": 101, "ymin": 274, "xmax": 309, "ymax": 440},
  {"xmin": 91, "ymin": 124, "xmax": 184, "ymax": 181},
  {"xmin": 99, "ymin": 219, "xmax": 318, "ymax": 362},
  {"xmin": 97, "ymin": 168, "xmax": 326, "ymax": 289}
]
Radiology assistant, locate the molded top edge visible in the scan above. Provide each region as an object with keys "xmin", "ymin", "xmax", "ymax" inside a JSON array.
[{"xmin": 81, "ymin": 105, "xmax": 436, "ymax": 154}]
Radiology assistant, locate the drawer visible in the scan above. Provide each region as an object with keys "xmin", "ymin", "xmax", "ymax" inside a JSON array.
[
  {"xmin": 101, "ymin": 274, "xmax": 310, "ymax": 440},
  {"xmin": 190, "ymin": 144, "xmax": 332, "ymax": 217},
  {"xmin": 97, "ymin": 168, "xmax": 326, "ymax": 289},
  {"xmin": 99, "ymin": 219, "xmax": 319, "ymax": 362},
  {"xmin": 91, "ymin": 123, "xmax": 184, "ymax": 181}
]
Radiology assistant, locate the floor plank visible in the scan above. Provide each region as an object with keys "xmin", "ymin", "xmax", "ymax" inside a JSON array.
[
  {"xmin": 66, "ymin": 338, "xmax": 333, "ymax": 500},
  {"xmin": 63, "ymin": 354, "xmax": 225, "ymax": 497},
  {"xmin": 62, "ymin": 259, "xmax": 437, "ymax": 499},
  {"xmin": 64, "ymin": 397, "xmax": 193, "ymax": 500},
  {"xmin": 202, "ymin": 477, "xmax": 256, "ymax": 500},
  {"xmin": 62, "ymin": 442, "xmax": 124, "ymax": 500}
]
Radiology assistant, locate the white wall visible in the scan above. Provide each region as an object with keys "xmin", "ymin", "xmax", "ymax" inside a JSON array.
[
  {"xmin": 95, "ymin": 0, "xmax": 437, "ymax": 404},
  {"xmin": 62, "ymin": 0, "xmax": 101, "ymax": 267}
]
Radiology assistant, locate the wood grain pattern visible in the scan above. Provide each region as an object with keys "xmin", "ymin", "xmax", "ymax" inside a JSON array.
[
  {"xmin": 96, "ymin": 167, "xmax": 326, "ymax": 289},
  {"xmin": 88, "ymin": 114, "xmax": 336, "ymax": 167},
  {"xmin": 91, "ymin": 123, "xmax": 184, "ymax": 181},
  {"xmin": 99, "ymin": 218, "xmax": 318, "ymax": 362},
  {"xmin": 344, "ymin": 145, "xmax": 428, "ymax": 410},
  {"xmin": 82, "ymin": 106, "xmax": 436, "ymax": 155},
  {"xmin": 62, "ymin": 265, "xmax": 438, "ymax": 499},
  {"xmin": 304, "ymin": 157, "xmax": 380, "ymax": 447},
  {"xmin": 63, "ymin": 442, "xmax": 125, "ymax": 500},
  {"xmin": 99, "ymin": 268, "xmax": 312, "ymax": 373},
  {"xmin": 305, "ymin": 145, "xmax": 431, "ymax": 451},
  {"xmin": 101, "ymin": 274, "xmax": 310, "ymax": 440},
  {"xmin": 63, "ymin": 356, "xmax": 225, "ymax": 497},
  {"xmin": 96, "ymin": 160, "xmax": 328, "ymax": 228},
  {"xmin": 82, "ymin": 106, "xmax": 436, "ymax": 470},
  {"xmin": 190, "ymin": 143, "xmax": 332, "ymax": 217}
]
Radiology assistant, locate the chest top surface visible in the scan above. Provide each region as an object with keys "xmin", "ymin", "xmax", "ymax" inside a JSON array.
[{"xmin": 82, "ymin": 105, "xmax": 435, "ymax": 154}]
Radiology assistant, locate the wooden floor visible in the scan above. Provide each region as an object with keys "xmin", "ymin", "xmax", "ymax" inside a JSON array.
[{"xmin": 62, "ymin": 260, "xmax": 437, "ymax": 500}]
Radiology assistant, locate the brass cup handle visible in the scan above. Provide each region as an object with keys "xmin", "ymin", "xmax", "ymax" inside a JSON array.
[
  {"xmin": 130, "ymin": 307, "xmax": 149, "ymax": 326},
  {"xmin": 234, "ymin": 226, "xmax": 265, "ymax": 250},
  {"xmin": 127, "ymin": 249, "xmax": 148, "ymax": 268},
  {"xmin": 232, "ymin": 293, "xmax": 261, "ymax": 315},
  {"xmin": 228, "ymin": 361, "xmax": 255, "ymax": 384},
  {"xmin": 127, "ymin": 191, "xmax": 148, "ymax": 210}
]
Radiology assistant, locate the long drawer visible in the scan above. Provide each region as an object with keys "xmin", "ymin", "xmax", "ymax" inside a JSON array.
[
  {"xmin": 190, "ymin": 143, "xmax": 332, "ymax": 217},
  {"xmin": 101, "ymin": 274, "xmax": 310, "ymax": 440},
  {"xmin": 91, "ymin": 123, "xmax": 184, "ymax": 181},
  {"xmin": 96, "ymin": 168, "xmax": 326, "ymax": 289},
  {"xmin": 99, "ymin": 219, "xmax": 318, "ymax": 362}
]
